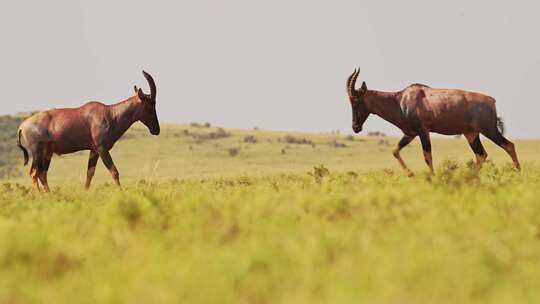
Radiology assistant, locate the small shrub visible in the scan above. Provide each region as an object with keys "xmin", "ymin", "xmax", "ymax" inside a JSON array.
[
  {"xmin": 1, "ymin": 183, "xmax": 12, "ymax": 192},
  {"xmin": 186, "ymin": 127, "xmax": 231, "ymax": 143},
  {"xmin": 280, "ymin": 135, "xmax": 313, "ymax": 145},
  {"xmin": 434, "ymin": 160, "xmax": 480, "ymax": 188},
  {"xmin": 345, "ymin": 135, "xmax": 355, "ymax": 141},
  {"xmin": 382, "ymin": 168, "xmax": 395, "ymax": 175},
  {"xmin": 368, "ymin": 131, "xmax": 386, "ymax": 137},
  {"xmin": 213, "ymin": 128, "xmax": 231, "ymax": 139},
  {"xmin": 308, "ymin": 164, "xmax": 330, "ymax": 183},
  {"xmin": 346, "ymin": 171, "xmax": 358, "ymax": 177},
  {"xmin": 228, "ymin": 147, "xmax": 240, "ymax": 157},
  {"xmin": 117, "ymin": 195, "xmax": 143, "ymax": 228},
  {"xmin": 191, "ymin": 122, "xmax": 211, "ymax": 128},
  {"xmin": 243, "ymin": 135, "xmax": 257, "ymax": 144},
  {"xmin": 328, "ymin": 140, "xmax": 347, "ymax": 148}
]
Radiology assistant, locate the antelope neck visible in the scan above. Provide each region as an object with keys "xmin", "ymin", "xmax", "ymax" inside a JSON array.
[
  {"xmin": 109, "ymin": 96, "xmax": 142, "ymax": 132},
  {"xmin": 365, "ymin": 90, "xmax": 405, "ymax": 128}
]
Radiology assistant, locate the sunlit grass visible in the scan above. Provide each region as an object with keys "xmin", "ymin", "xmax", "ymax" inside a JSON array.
[
  {"xmin": 7, "ymin": 123, "xmax": 538, "ymax": 185},
  {"xmin": 1, "ymin": 161, "xmax": 539, "ymax": 303}
]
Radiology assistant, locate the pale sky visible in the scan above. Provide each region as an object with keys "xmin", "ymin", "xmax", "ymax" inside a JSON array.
[{"xmin": 1, "ymin": 0, "xmax": 538, "ymax": 138}]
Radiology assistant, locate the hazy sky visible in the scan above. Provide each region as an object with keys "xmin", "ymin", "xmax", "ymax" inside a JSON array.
[{"xmin": 1, "ymin": 0, "xmax": 538, "ymax": 138}]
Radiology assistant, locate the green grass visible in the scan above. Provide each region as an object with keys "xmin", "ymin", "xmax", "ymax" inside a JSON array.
[
  {"xmin": 7, "ymin": 123, "xmax": 539, "ymax": 185},
  {"xmin": 1, "ymin": 123, "xmax": 540, "ymax": 303}
]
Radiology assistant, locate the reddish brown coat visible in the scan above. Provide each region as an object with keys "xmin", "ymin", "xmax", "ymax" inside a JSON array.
[
  {"xmin": 17, "ymin": 71, "xmax": 160, "ymax": 191},
  {"xmin": 346, "ymin": 68, "xmax": 520, "ymax": 175}
]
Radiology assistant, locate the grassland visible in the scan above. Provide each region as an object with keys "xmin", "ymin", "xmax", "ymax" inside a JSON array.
[
  {"xmin": 1, "ymin": 121, "xmax": 540, "ymax": 303},
  {"xmin": 5, "ymin": 122, "xmax": 539, "ymax": 184}
]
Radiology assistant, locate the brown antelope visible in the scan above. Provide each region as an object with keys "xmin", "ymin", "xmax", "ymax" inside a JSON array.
[
  {"xmin": 346, "ymin": 68, "xmax": 520, "ymax": 176},
  {"xmin": 17, "ymin": 71, "xmax": 160, "ymax": 191}
]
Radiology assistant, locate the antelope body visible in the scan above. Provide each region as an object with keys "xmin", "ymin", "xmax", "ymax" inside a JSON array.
[
  {"xmin": 346, "ymin": 68, "xmax": 520, "ymax": 175},
  {"xmin": 17, "ymin": 71, "xmax": 160, "ymax": 191}
]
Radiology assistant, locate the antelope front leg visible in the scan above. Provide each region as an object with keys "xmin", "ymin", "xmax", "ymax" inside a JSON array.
[
  {"xmin": 85, "ymin": 150, "xmax": 99, "ymax": 190},
  {"xmin": 418, "ymin": 131, "xmax": 434, "ymax": 175},
  {"xmin": 393, "ymin": 135, "xmax": 416, "ymax": 177},
  {"xmin": 97, "ymin": 148, "xmax": 121, "ymax": 188},
  {"xmin": 464, "ymin": 132, "xmax": 488, "ymax": 169}
]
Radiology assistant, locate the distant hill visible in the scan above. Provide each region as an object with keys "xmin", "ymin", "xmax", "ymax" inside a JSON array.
[{"xmin": 0, "ymin": 113, "xmax": 33, "ymax": 178}]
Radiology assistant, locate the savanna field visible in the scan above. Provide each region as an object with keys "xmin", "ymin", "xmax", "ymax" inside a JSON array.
[{"xmin": 1, "ymin": 117, "xmax": 540, "ymax": 303}]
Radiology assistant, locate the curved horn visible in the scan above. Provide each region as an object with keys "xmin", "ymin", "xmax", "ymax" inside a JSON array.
[
  {"xmin": 347, "ymin": 68, "xmax": 360, "ymax": 98},
  {"xmin": 142, "ymin": 70, "xmax": 157, "ymax": 100}
]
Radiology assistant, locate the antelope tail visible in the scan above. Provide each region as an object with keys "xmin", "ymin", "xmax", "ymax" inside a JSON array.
[
  {"xmin": 17, "ymin": 129, "xmax": 29, "ymax": 166},
  {"xmin": 497, "ymin": 116, "xmax": 505, "ymax": 135}
]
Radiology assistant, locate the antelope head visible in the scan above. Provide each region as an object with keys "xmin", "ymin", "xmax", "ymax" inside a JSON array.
[
  {"xmin": 347, "ymin": 68, "xmax": 369, "ymax": 133},
  {"xmin": 134, "ymin": 71, "xmax": 160, "ymax": 135}
]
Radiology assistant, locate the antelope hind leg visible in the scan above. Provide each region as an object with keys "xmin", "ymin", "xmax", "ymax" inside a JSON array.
[{"xmin": 392, "ymin": 135, "xmax": 416, "ymax": 177}]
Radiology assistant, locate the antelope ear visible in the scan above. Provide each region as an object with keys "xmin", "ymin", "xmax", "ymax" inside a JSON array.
[
  {"xmin": 360, "ymin": 81, "xmax": 368, "ymax": 92},
  {"xmin": 137, "ymin": 88, "xmax": 145, "ymax": 100},
  {"xmin": 133, "ymin": 86, "xmax": 138, "ymax": 94}
]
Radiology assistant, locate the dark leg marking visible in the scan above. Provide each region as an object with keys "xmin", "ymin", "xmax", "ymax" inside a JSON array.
[
  {"xmin": 483, "ymin": 129, "xmax": 509, "ymax": 147},
  {"xmin": 38, "ymin": 157, "xmax": 52, "ymax": 192},
  {"xmin": 36, "ymin": 144, "xmax": 53, "ymax": 192},
  {"xmin": 464, "ymin": 132, "xmax": 487, "ymax": 169},
  {"xmin": 418, "ymin": 131, "xmax": 434, "ymax": 174},
  {"xmin": 470, "ymin": 136, "xmax": 487, "ymax": 156},
  {"xmin": 418, "ymin": 132, "xmax": 431, "ymax": 153},
  {"xmin": 398, "ymin": 136, "xmax": 413, "ymax": 149},
  {"xmin": 85, "ymin": 150, "xmax": 99, "ymax": 190}
]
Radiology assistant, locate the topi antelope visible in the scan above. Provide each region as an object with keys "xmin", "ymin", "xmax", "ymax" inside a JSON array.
[
  {"xmin": 17, "ymin": 71, "xmax": 160, "ymax": 191},
  {"xmin": 346, "ymin": 68, "xmax": 520, "ymax": 176}
]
